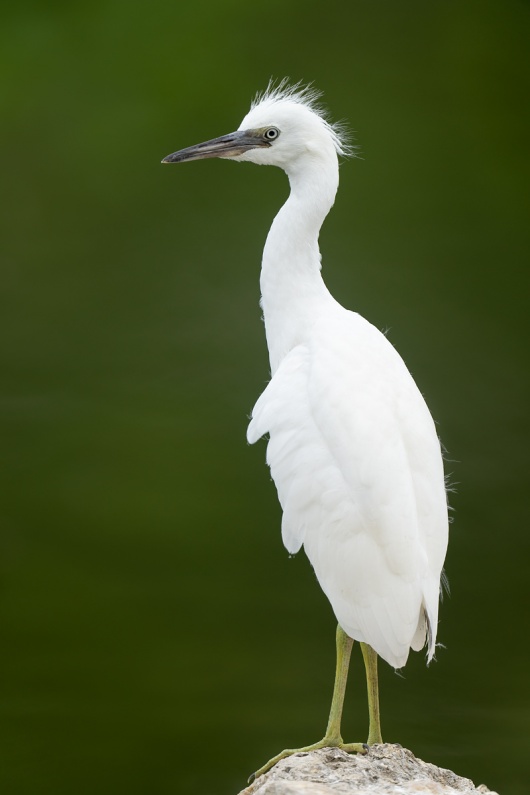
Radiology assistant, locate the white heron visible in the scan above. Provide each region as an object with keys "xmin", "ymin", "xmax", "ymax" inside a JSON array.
[{"xmin": 162, "ymin": 82, "xmax": 449, "ymax": 780}]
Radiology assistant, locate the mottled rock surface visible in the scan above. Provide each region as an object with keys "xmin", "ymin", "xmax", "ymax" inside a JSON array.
[{"xmin": 240, "ymin": 745, "xmax": 499, "ymax": 795}]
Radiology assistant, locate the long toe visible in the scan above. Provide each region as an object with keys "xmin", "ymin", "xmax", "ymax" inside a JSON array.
[{"xmin": 249, "ymin": 738, "xmax": 367, "ymax": 782}]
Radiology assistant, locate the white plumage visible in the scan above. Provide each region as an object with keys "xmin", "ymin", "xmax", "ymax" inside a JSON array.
[
  {"xmin": 238, "ymin": 85, "xmax": 448, "ymax": 670},
  {"xmin": 247, "ymin": 312, "xmax": 447, "ymax": 668},
  {"xmin": 163, "ymin": 81, "xmax": 449, "ymax": 773}
]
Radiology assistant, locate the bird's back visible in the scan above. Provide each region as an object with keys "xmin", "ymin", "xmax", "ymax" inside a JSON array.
[{"xmin": 248, "ymin": 306, "xmax": 448, "ymax": 669}]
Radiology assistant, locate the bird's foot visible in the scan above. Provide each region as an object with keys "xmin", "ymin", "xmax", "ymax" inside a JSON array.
[{"xmin": 248, "ymin": 736, "xmax": 368, "ymax": 783}]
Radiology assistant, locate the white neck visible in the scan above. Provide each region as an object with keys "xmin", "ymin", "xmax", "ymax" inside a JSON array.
[{"xmin": 260, "ymin": 152, "xmax": 340, "ymax": 374}]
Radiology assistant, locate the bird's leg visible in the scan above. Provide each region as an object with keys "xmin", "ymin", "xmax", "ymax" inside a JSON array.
[
  {"xmin": 323, "ymin": 624, "xmax": 356, "ymax": 746},
  {"xmin": 360, "ymin": 642, "xmax": 383, "ymax": 745},
  {"xmin": 248, "ymin": 625, "xmax": 366, "ymax": 783}
]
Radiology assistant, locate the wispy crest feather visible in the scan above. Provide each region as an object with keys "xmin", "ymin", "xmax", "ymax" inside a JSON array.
[{"xmin": 251, "ymin": 78, "xmax": 354, "ymax": 158}]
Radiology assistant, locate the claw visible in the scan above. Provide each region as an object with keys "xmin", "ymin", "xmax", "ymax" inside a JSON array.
[{"xmin": 247, "ymin": 772, "xmax": 256, "ymax": 785}]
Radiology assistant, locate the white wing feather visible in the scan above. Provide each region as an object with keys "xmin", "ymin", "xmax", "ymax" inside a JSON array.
[{"xmin": 248, "ymin": 307, "xmax": 448, "ymax": 669}]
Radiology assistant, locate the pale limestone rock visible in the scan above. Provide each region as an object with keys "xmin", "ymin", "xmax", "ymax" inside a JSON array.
[{"xmin": 241, "ymin": 745, "xmax": 499, "ymax": 795}]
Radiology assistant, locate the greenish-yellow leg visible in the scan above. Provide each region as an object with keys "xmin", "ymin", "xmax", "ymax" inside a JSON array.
[
  {"xmin": 360, "ymin": 641, "xmax": 383, "ymax": 745},
  {"xmin": 249, "ymin": 625, "xmax": 383, "ymax": 782}
]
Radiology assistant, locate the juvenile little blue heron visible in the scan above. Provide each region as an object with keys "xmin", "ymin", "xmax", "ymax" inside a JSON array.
[{"xmin": 162, "ymin": 82, "xmax": 449, "ymax": 780}]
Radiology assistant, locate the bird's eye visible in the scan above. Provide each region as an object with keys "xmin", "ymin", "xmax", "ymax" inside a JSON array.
[{"xmin": 264, "ymin": 127, "xmax": 280, "ymax": 141}]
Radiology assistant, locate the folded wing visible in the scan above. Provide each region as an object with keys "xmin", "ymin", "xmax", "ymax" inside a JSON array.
[{"xmin": 247, "ymin": 309, "xmax": 448, "ymax": 669}]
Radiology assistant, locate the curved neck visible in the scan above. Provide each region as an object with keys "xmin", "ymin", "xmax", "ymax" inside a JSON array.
[{"xmin": 260, "ymin": 153, "xmax": 340, "ymax": 374}]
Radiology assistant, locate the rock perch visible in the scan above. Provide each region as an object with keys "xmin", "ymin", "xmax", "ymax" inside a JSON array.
[{"xmin": 240, "ymin": 745, "xmax": 499, "ymax": 795}]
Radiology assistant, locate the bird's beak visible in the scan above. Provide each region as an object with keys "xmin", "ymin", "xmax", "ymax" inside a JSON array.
[{"xmin": 162, "ymin": 129, "xmax": 266, "ymax": 164}]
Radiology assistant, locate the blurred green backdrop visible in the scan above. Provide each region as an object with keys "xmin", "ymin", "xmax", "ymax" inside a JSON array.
[{"xmin": 1, "ymin": 1, "xmax": 529, "ymax": 793}]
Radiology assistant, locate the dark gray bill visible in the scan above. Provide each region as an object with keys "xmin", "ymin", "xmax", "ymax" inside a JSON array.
[{"xmin": 162, "ymin": 129, "xmax": 266, "ymax": 163}]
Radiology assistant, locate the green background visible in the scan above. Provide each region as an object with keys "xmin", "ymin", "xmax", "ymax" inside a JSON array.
[{"xmin": 1, "ymin": 1, "xmax": 528, "ymax": 793}]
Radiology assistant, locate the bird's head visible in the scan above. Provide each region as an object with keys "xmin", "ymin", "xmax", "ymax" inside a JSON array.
[{"xmin": 162, "ymin": 81, "xmax": 350, "ymax": 175}]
